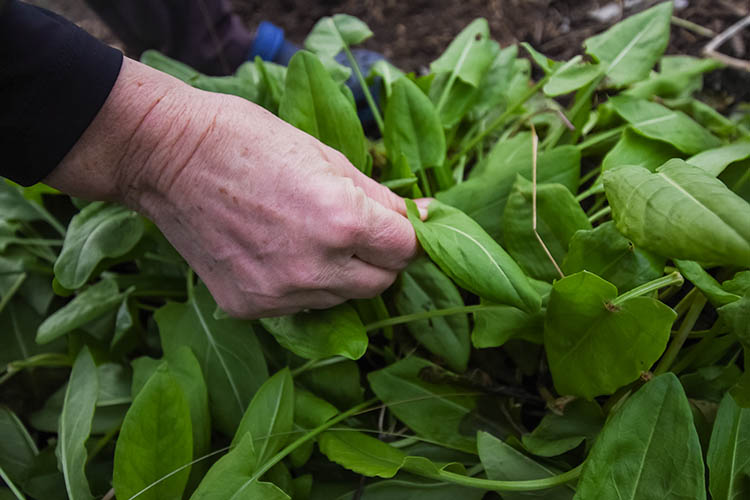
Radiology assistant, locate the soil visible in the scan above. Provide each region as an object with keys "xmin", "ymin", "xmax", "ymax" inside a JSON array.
[{"xmin": 23, "ymin": 0, "xmax": 750, "ymax": 103}]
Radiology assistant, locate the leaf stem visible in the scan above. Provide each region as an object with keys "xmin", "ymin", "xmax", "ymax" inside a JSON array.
[
  {"xmin": 0, "ymin": 353, "xmax": 73, "ymax": 385},
  {"xmin": 2, "ymin": 237, "xmax": 64, "ymax": 247},
  {"xmin": 186, "ymin": 268, "xmax": 195, "ymax": 301},
  {"xmin": 342, "ymin": 45, "xmax": 384, "ymax": 134},
  {"xmin": 587, "ymin": 205, "xmax": 611, "ymax": 224},
  {"xmin": 291, "ymin": 356, "xmax": 347, "ymax": 377},
  {"xmin": 429, "ymin": 463, "xmax": 582, "ymax": 492},
  {"xmin": 610, "ymin": 271, "xmax": 684, "ymax": 307},
  {"xmin": 653, "ymin": 293, "xmax": 707, "ymax": 375},
  {"xmin": 0, "ymin": 464, "xmax": 26, "ymax": 500},
  {"xmin": 448, "ymin": 75, "xmax": 551, "ymax": 165},
  {"xmin": 364, "ymin": 304, "xmax": 495, "ymax": 332},
  {"xmin": 575, "ymin": 182, "xmax": 604, "ymax": 202},
  {"xmin": 0, "ymin": 272, "xmax": 27, "ymax": 316},
  {"xmin": 575, "ymin": 125, "xmax": 627, "ymax": 151}
]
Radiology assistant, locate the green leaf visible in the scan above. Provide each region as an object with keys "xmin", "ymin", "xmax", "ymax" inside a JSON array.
[
  {"xmin": 707, "ymin": 393, "xmax": 750, "ymax": 499},
  {"xmin": 544, "ymin": 271, "xmax": 675, "ymax": 399},
  {"xmin": 304, "ymin": 14, "xmax": 373, "ymax": 56},
  {"xmin": 502, "ymin": 178, "xmax": 591, "ymax": 282},
  {"xmin": 232, "ymin": 368, "xmax": 294, "ymax": 469},
  {"xmin": 674, "ymin": 260, "xmax": 741, "ymax": 307},
  {"xmin": 295, "ymin": 359, "xmax": 364, "ymax": 410},
  {"xmin": 279, "ymin": 51, "xmax": 367, "ymax": 171},
  {"xmin": 0, "ymin": 407, "xmax": 38, "ymax": 486},
  {"xmin": 368, "ymin": 356, "xmax": 481, "ymax": 453},
  {"xmin": 384, "ymin": 78, "xmax": 446, "ymax": 173},
  {"xmin": 260, "ymin": 303, "xmax": 368, "ymax": 361},
  {"xmin": 430, "ymin": 18, "xmax": 496, "ymax": 87},
  {"xmin": 471, "ymin": 302, "xmax": 543, "ymax": 348},
  {"xmin": 687, "ymin": 142, "xmax": 750, "ymax": 177},
  {"xmin": 113, "ymin": 364, "xmax": 193, "ymax": 500},
  {"xmin": 156, "ymin": 283, "xmax": 268, "ymax": 436},
  {"xmin": 720, "ymin": 296, "xmax": 750, "ymax": 347},
  {"xmin": 609, "ymin": 95, "xmax": 721, "ymax": 154},
  {"xmin": 604, "ymin": 160, "xmax": 750, "ymax": 267},
  {"xmin": 54, "ymin": 202, "xmax": 145, "ymax": 289},
  {"xmin": 584, "ymin": 1, "xmax": 672, "ymax": 86},
  {"xmin": 57, "ymin": 347, "xmax": 98, "ymax": 500},
  {"xmin": 36, "ymin": 278, "xmax": 124, "ymax": 344},
  {"xmin": 625, "ymin": 56, "xmax": 723, "ymax": 99},
  {"xmin": 562, "ymin": 221, "xmax": 665, "ymax": 293},
  {"xmin": 406, "ymin": 200, "xmax": 541, "ymax": 312},
  {"xmin": 521, "ymin": 43, "xmax": 556, "ymax": 74},
  {"xmin": 472, "ymin": 44, "xmax": 518, "ymax": 115},
  {"xmin": 575, "ymin": 373, "xmax": 706, "ymax": 499},
  {"xmin": 318, "ymin": 431, "xmax": 408, "ymax": 478},
  {"xmin": 369, "ymin": 60, "xmax": 405, "ymax": 98},
  {"xmin": 0, "ymin": 181, "xmax": 49, "ymax": 222},
  {"xmin": 190, "ymin": 433, "xmax": 290, "ymax": 500},
  {"xmin": 521, "ymin": 400, "xmax": 604, "ymax": 457},
  {"xmin": 544, "ymin": 58, "xmax": 603, "ymax": 97},
  {"xmin": 395, "ymin": 258, "xmax": 470, "ymax": 372},
  {"xmin": 601, "ymin": 127, "xmax": 682, "ymax": 173},
  {"xmin": 294, "ymin": 389, "xmax": 338, "ymax": 429},
  {"xmin": 0, "ymin": 298, "xmax": 61, "ymax": 368},
  {"xmin": 438, "ymin": 138, "xmax": 580, "ymax": 242},
  {"xmin": 478, "ymin": 431, "xmax": 575, "ymax": 499}
]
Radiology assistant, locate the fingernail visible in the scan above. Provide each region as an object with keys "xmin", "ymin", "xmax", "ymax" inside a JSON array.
[{"xmin": 414, "ymin": 198, "xmax": 432, "ymax": 220}]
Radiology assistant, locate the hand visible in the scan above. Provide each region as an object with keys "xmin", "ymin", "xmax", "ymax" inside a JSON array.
[{"xmin": 45, "ymin": 57, "xmax": 424, "ymax": 318}]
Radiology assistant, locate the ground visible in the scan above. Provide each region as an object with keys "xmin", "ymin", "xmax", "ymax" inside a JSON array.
[{"xmin": 23, "ymin": 0, "xmax": 750, "ymax": 104}]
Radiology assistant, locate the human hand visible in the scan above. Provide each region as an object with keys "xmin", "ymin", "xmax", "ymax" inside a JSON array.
[{"xmin": 46, "ymin": 58, "xmax": 424, "ymax": 318}]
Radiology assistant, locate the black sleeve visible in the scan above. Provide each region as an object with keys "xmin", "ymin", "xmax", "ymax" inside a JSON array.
[{"xmin": 0, "ymin": 0, "xmax": 123, "ymax": 186}]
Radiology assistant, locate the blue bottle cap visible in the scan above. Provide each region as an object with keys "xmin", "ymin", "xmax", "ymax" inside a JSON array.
[{"xmin": 248, "ymin": 21, "xmax": 285, "ymax": 62}]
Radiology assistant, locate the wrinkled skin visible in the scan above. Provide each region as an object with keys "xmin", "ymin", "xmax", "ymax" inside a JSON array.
[{"xmin": 46, "ymin": 57, "xmax": 425, "ymax": 317}]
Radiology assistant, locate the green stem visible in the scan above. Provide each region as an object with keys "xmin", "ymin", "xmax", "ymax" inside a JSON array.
[
  {"xmin": 291, "ymin": 356, "xmax": 347, "ymax": 377},
  {"xmin": 0, "ymin": 464, "xmax": 26, "ymax": 500},
  {"xmin": 364, "ymin": 304, "xmax": 494, "ymax": 332},
  {"xmin": 670, "ymin": 323, "xmax": 723, "ymax": 374},
  {"xmin": 448, "ymin": 75, "xmax": 551, "ymax": 165},
  {"xmin": 430, "ymin": 464, "xmax": 582, "ymax": 492},
  {"xmin": 186, "ymin": 268, "xmax": 195, "ymax": 300},
  {"xmin": 3, "ymin": 237, "xmax": 64, "ymax": 247},
  {"xmin": 575, "ymin": 182, "xmax": 604, "ymax": 202},
  {"xmin": 587, "ymin": 205, "xmax": 611, "ymax": 224},
  {"xmin": 610, "ymin": 271, "xmax": 684, "ymax": 307},
  {"xmin": 672, "ymin": 287, "xmax": 698, "ymax": 321},
  {"xmin": 546, "ymin": 73, "xmax": 605, "ymax": 149},
  {"xmin": 1, "ymin": 353, "xmax": 72, "ymax": 385},
  {"xmin": 343, "ymin": 45, "xmax": 384, "ymax": 134},
  {"xmin": 654, "ymin": 293, "xmax": 707, "ymax": 375},
  {"xmin": 87, "ymin": 424, "xmax": 121, "ymax": 465},
  {"xmin": 0, "ymin": 272, "xmax": 26, "ymax": 316},
  {"xmin": 241, "ymin": 398, "xmax": 378, "ymax": 490},
  {"xmin": 576, "ymin": 125, "xmax": 627, "ymax": 152},
  {"xmin": 417, "ymin": 168, "xmax": 433, "ymax": 197}
]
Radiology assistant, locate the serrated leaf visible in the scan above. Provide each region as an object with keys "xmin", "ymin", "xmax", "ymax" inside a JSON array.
[
  {"xmin": 406, "ymin": 200, "xmax": 541, "ymax": 312},
  {"xmin": 604, "ymin": 160, "xmax": 750, "ymax": 267},
  {"xmin": 575, "ymin": 374, "xmax": 706, "ymax": 499}
]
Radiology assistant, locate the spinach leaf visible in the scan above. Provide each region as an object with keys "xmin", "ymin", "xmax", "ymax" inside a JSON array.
[
  {"xmin": 521, "ymin": 400, "xmax": 604, "ymax": 457},
  {"xmin": 707, "ymin": 393, "xmax": 750, "ymax": 500},
  {"xmin": 305, "ymin": 14, "xmax": 373, "ymax": 56}
]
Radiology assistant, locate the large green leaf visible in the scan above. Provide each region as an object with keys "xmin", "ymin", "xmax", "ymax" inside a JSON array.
[
  {"xmin": 687, "ymin": 142, "xmax": 750, "ymax": 177},
  {"xmin": 232, "ymin": 368, "xmax": 294, "ymax": 470},
  {"xmin": 54, "ymin": 202, "xmax": 145, "ymax": 289},
  {"xmin": 575, "ymin": 373, "xmax": 706, "ymax": 499},
  {"xmin": 609, "ymin": 96, "xmax": 721, "ymax": 154},
  {"xmin": 543, "ymin": 58, "xmax": 603, "ymax": 97},
  {"xmin": 604, "ymin": 160, "xmax": 750, "ymax": 267},
  {"xmin": 0, "ymin": 407, "xmax": 38, "ymax": 487},
  {"xmin": 36, "ymin": 278, "xmax": 124, "ymax": 344},
  {"xmin": 279, "ymin": 51, "xmax": 367, "ymax": 171},
  {"xmin": 437, "ymin": 139, "xmax": 580, "ymax": 241},
  {"xmin": 430, "ymin": 18, "xmax": 496, "ymax": 87},
  {"xmin": 318, "ymin": 430, "xmax": 409, "ymax": 478},
  {"xmin": 406, "ymin": 200, "xmax": 541, "ymax": 312},
  {"xmin": 304, "ymin": 14, "xmax": 373, "ymax": 56},
  {"xmin": 544, "ymin": 271, "xmax": 675, "ymax": 399},
  {"xmin": 384, "ymin": 78, "xmax": 446, "ymax": 172},
  {"xmin": 368, "ymin": 356, "xmax": 483, "ymax": 453},
  {"xmin": 625, "ymin": 56, "xmax": 722, "ymax": 99},
  {"xmin": 296, "ymin": 359, "xmax": 364, "ymax": 410},
  {"xmin": 707, "ymin": 393, "xmax": 750, "ymax": 499},
  {"xmin": 674, "ymin": 260, "xmax": 741, "ymax": 307},
  {"xmin": 522, "ymin": 400, "xmax": 604, "ymax": 457},
  {"xmin": 562, "ymin": 221, "xmax": 665, "ymax": 293},
  {"xmin": 502, "ymin": 178, "xmax": 591, "ymax": 282},
  {"xmin": 259, "ymin": 303, "xmax": 368, "ymax": 361},
  {"xmin": 584, "ymin": 1, "xmax": 672, "ymax": 86},
  {"xmin": 190, "ymin": 433, "xmax": 290, "ymax": 500},
  {"xmin": 57, "ymin": 347, "xmax": 98, "ymax": 500},
  {"xmin": 601, "ymin": 127, "xmax": 681, "ymax": 173},
  {"xmin": 395, "ymin": 258, "xmax": 470, "ymax": 372},
  {"xmin": 156, "ymin": 283, "xmax": 268, "ymax": 436},
  {"xmin": 113, "ymin": 365, "xmax": 193, "ymax": 500},
  {"xmin": 477, "ymin": 431, "xmax": 574, "ymax": 500}
]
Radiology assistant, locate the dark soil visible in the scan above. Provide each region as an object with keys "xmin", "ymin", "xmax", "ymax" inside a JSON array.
[{"xmin": 25, "ymin": 0, "xmax": 750, "ymax": 104}]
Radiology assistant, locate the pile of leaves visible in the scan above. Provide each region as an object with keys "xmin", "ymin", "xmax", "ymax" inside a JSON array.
[{"xmin": 2, "ymin": 2, "xmax": 750, "ymax": 499}]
